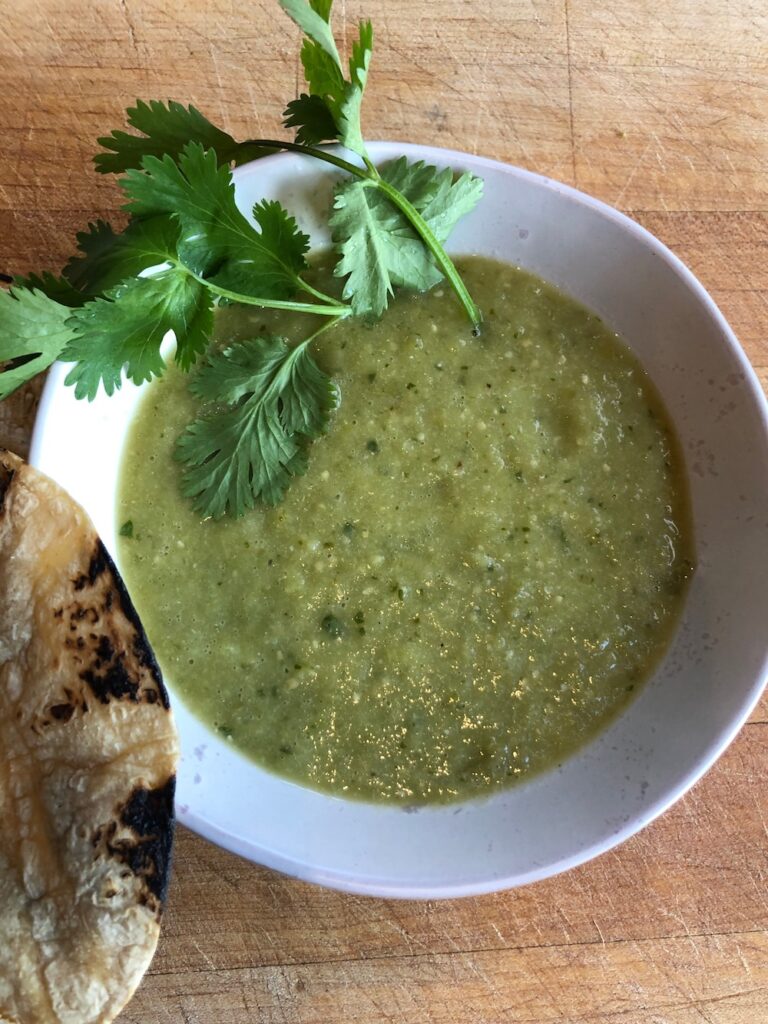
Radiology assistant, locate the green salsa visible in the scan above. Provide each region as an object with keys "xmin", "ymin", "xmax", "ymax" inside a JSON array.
[{"xmin": 117, "ymin": 257, "xmax": 693, "ymax": 803}]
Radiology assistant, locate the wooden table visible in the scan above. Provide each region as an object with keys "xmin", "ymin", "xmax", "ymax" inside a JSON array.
[{"xmin": 2, "ymin": 1, "xmax": 767, "ymax": 1020}]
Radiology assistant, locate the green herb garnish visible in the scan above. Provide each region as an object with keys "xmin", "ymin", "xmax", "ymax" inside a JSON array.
[
  {"xmin": 0, "ymin": 0, "xmax": 483, "ymax": 518},
  {"xmin": 178, "ymin": 331, "xmax": 338, "ymax": 515}
]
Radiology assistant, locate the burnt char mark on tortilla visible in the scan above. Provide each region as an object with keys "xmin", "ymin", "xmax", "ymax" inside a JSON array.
[
  {"xmin": 49, "ymin": 703, "xmax": 75, "ymax": 722},
  {"xmin": 34, "ymin": 686, "xmax": 91, "ymax": 732},
  {"xmin": 110, "ymin": 776, "xmax": 176, "ymax": 906},
  {"xmin": 100, "ymin": 539, "xmax": 171, "ymax": 710},
  {"xmin": 96, "ymin": 634, "xmax": 115, "ymax": 663},
  {"xmin": 0, "ymin": 462, "xmax": 15, "ymax": 513},
  {"xmin": 72, "ymin": 538, "xmax": 171, "ymax": 710},
  {"xmin": 81, "ymin": 658, "xmax": 141, "ymax": 704},
  {"xmin": 79, "ymin": 609, "xmax": 140, "ymax": 702},
  {"xmin": 74, "ymin": 537, "xmax": 110, "ymax": 590}
]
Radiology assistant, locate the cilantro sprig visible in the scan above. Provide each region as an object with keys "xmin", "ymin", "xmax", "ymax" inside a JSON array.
[
  {"xmin": 0, "ymin": 0, "xmax": 484, "ymax": 518},
  {"xmin": 177, "ymin": 327, "xmax": 338, "ymax": 517}
]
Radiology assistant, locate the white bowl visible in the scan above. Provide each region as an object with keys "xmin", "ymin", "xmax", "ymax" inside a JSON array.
[{"xmin": 30, "ymin": 143, "xmax": 768, "ymax": 897}]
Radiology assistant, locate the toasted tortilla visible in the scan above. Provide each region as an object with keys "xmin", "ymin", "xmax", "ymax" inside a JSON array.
[{"xmin": 0, "ymin": 450, "xmax": 179, "ymax": 1024}]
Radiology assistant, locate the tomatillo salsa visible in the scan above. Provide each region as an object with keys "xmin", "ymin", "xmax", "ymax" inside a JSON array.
[{"xmin": 117, "ymin": 257, "xmax": 693, "ymax": 803}]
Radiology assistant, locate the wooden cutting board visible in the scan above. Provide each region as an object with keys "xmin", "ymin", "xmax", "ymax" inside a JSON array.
[{"xmin": 1, "ymin": 2, "xmax": 766, "ymax": 1021}]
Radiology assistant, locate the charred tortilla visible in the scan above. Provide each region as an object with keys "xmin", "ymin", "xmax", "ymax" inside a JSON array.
[{"xmin": 0, "ymin": 450, "xmax": 178, "ymax": 1024}]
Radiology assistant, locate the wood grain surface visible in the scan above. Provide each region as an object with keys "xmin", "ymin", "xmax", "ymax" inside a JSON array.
[{"xmin": 1, "ymin": 1, "xmax": 766, "ymax": 1021}]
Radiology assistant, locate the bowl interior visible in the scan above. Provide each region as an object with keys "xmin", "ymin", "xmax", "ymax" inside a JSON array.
[{"xmin": 30, "ymin": 143, "xmax": 768, "ymax": 896}]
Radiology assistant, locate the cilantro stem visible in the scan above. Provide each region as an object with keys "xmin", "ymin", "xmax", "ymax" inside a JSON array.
[
  {"xmin": 238, "ymin": 139, "xmax": 482, "ymax": 330},
  {"xmin": 182, "ymin": 267, "xmax": 350, "ymax": 317},
  {"xmin": 374, "ymin": 178, "xmax": 482, "ymax": 331},
  {"xmin": 296, "ymin": 277, "xmax": 348, "ymax": 308},
  {"xmin": 302, "ymin": 313, "xmax": 345, "ymax": 348},
  {"xmin": 362, "ymin": 156, "xmax": 380, "ymax": 179},
  {"xmin": 239, "ymin": 139, "xmax": 367, "ymax": 179}
]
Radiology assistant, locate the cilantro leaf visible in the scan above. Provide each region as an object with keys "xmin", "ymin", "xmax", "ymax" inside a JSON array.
[
  {"xmin": 300, "ymin": 37, "xmax": 344, "ymax": 100},
  {"xmin": 282, "ymin": 10, "xmax": 372, "ymax": 160},
  {"xmin": 12, "ymin": 219, "xmax": 179, "ymax": 309},
  {"xmin": 62, "ymin": 220, "xmax": 120, "ymax": 292},
  {"xmin": 0, "ymin": 288, "xmax": 77, "ymax": 399},
  {"xmin": 176, "ymin": 336, "xmax": 337, "ymax": 517},
  {"xmin": 330, "ymin": 179, "xmax": 407, "ymax": 316},
  {"xmin": 278, "ymin": 0, "xmax": 342, "ymax": 67},
  {"xmin": 63, "ymin": 269, "xmax": 213, "ymax": 399},
  {"xmin": 291, "ymin": 5, "xmax": 346, "ymax": 139},
  {"xmin": 95, "ymin": 100, "xmax": 243, "ymax": 174},
  {"xmin": 63, "ymin": 216, "xmax": 179, "ymax": 296},
  {"xmin": 11, "ymin": 272, "xmax": 89, "ymax": 308},
  {"xmin": 283, "ymin": 92, "xmax": 339, "ymax": 147},
  {"xmin": 330, "ymin": 157, "xmax": 483, "ymax": 316},
  {"xmin": 336, "ymin": 21, "xmax": 373, "ymax": 158},
  {"xmin": 210, "ymin": 199, "xmax": 312, "ymax": 299},
  {"xmin": 383, "ymin": 157, "xmax": 485, "ymax": 243},
  {"xmin": 121, "ymin": 144, "xmax": 310, "ymax": 300}
]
